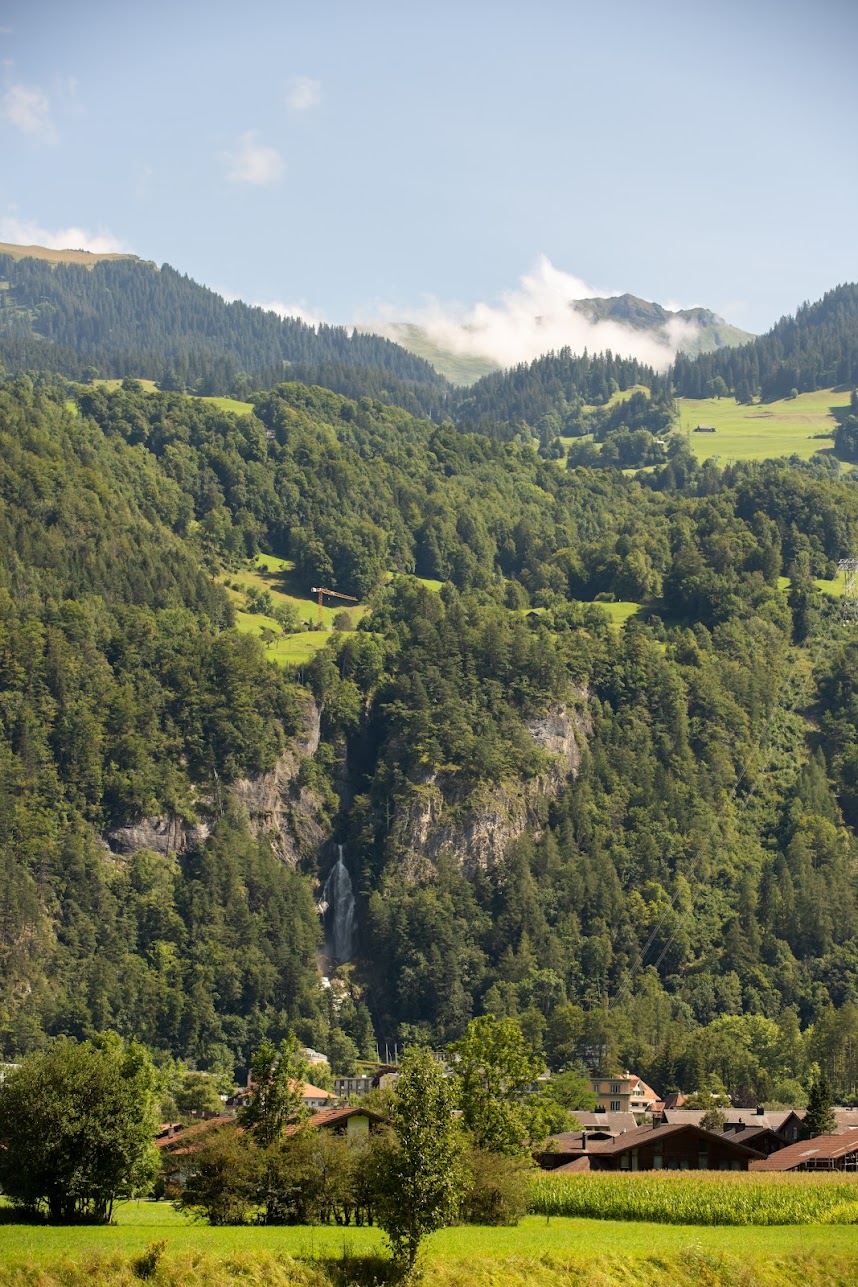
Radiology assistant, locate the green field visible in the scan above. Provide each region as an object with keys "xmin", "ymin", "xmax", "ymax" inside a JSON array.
[
  {"xmin": 93, "ymin": 378, "xmax": 255, "ymax": 416},
  {"xmin": 678, "ymin": 388, "xmax": 852, "ymax": 463},
  {"xmin": 223, "ymin": 554, "xmax": 369, "ymax": 668},
  {"xmin": 0, "ymin": 1206, "xmax": 856, "ymax": 1286}
]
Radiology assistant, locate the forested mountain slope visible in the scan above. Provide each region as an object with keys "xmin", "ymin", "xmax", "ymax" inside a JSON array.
[
  {"xmin": 673, "ymin": 283, "xmax": 858, "ymax": 402},
  {"xmin": 3, "ymin": 374, "xmax": 858, "ymax": 1099},
  {"xmin": 0, "ymin": 252, "xmax": 450, "ymax": 417}
]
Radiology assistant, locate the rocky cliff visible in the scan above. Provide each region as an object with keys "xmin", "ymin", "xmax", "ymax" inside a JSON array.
[
  {"xmin": 387, "ymin": 697, "xmax": 589, "ymax": 881},
  {"xmin": 106, "ymin": 694, "xmax": 329, "ymax": 867}
]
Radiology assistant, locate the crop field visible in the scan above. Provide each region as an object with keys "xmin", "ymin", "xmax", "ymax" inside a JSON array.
[
  {"xmin": 0, "ymin": 1205, "xmax": 857, "ymax": 1287},
  {"xmin": 678, "ymin": 388, "xmax": 852, "ymax": 463},
  {"xmin": 530, "ymin": 1169, "xmax": 858, "ymax": 1226}
]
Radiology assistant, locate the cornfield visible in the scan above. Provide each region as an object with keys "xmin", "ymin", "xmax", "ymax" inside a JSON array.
[{"xmin": 529, "ymin": 1171, "xmax": 858, "ymax": 1225}]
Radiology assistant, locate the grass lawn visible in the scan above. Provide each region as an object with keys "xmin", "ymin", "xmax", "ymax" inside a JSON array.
[
  {"xmin": 2, "ymin": 1203, "xmax": 857, "ymax": 1261},
  {"xmin": 678, "ymin": 388, "xmax": 852, "ymax": 463},
  {"xmin": 596, "ymin": 600, "xmax": 642, "ymax": 627}
]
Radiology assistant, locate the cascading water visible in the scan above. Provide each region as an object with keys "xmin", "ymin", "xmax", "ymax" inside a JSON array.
[{"xmin": 322, "ymin": 845, "xmax": 358, "ymax": 963}]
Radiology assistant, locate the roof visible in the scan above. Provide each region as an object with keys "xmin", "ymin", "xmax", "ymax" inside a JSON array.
[
  {"xmin": 718, "ymin": 1125, "xmax": 783, "ymax": 1147},
  {"xmin": 833, "ymin": 1108, "xmax": 858, "ymax": 1131},
  {"xmin": 298, "ymin": 1081, "xmax": 336, "ymax": 1100},
  {"xmin": 155, "ymin": 1115, "xmax": 236, "ymax": 1152},
  {"xmin": 575, "ymin": 1112, "xmax": 637, "ymax": 1134},
  {"xmin": 630, "ymin": 1078, "xmax": 659, "ymax": 1103},
  {"xmin": 752, "ymin": 1133, "xmax": 858, "ymax": 1170},
  {"xmin": 582, "ymin": 1122, "xmax": 763, "ymax": 1159},
  {"xmin": 662, "ymin": 1108, "xmax": 802, "ymax": 1133},
  {"xmin": 284, "ymin": 1105, "xmax": 385, "ymax": 1135}
]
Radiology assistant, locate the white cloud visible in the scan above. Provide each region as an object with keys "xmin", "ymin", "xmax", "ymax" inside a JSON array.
[
  {"xmin": 287, "ymin": 76, "xmax": 321, "ymax": 112},
  {"xmin": 0, "ymin": 216, "xmax": 131, "ymax": 254},
  {"xmin": 256, "ymin": 299, "xmax": 323, "ymax": 327},
  {"xmin": 224, "ymin": 131, "xmax": 284, "ymax": 186},
  {"xmin": 364, "ymin": 256, "xmax": 704, "ymax": 371},
  {"xmin": 2, "ymin": 82, "xmax": 56, "ymax": 143}
]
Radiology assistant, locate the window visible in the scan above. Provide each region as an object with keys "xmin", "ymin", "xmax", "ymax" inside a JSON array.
[
  {"xmin": 610, "ymin": 1100, "xmax": 622, "ymax": 1112},
  {"xmin": 610, "ymin": 1083, "xmax": 621, "ymax": 1094}
]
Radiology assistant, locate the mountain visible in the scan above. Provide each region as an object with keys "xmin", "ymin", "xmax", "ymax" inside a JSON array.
[
  {"xmin": 674, "ymin": 282, "xmax": 858, "ymax": 401},
  {"xmin": 0, "ymin": 246, "xmax": 451, "ymax": 418},
  {"xmin": 376, "ymin": 294, "xmax": 753, "ymax": 385},
  {"xmin": 573, "ymin": 293, "xmax": 754, "ymax": 354},
  {"xmin": 3, "ymin": 364, "xmax": 858, "ymax": 1098}
]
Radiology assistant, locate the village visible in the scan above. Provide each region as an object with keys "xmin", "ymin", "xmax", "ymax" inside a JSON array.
[{"xmin": 154, "ymin": 1054, "xmax": 858, "ymax": 1183}]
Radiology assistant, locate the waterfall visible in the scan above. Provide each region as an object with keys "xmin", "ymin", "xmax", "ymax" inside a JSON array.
[{"xmin": 322, "ymin": 845, "xmax": 358, "ymax": 963}]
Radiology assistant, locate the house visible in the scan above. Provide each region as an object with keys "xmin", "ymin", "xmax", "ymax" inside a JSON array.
[
  {"xmin": 694, "ymin": 424, "xmax": 717, "ymax": 433},
  {"xmin": 660, "ymin": 1107, "xmax": 804, "ymax": 1143},
  {"xmin": 157, "ymin": 1105, "xmax": 385, "ymax": 1188},
  {"xmin": 334, "ymin": 1066, "xmax": 398, "ymax": 1099},
  {"xmin": 751, "ymin": 1132, "xmax": 858, "ymax": 1172},
  {"xmin": 285, "ymin": 1105, "xmax": 385, "ymax": 1143},
  {"xmin": 589, "ymin": 1072, "xmax": 659, "ymax": 1116},
  {"xmin": 539, "ymin": 1123, "xmax": 763, "ymax": 1172},
  {"xmin": 225, "ymin": 1080, "xmax": 336, "ymax": 1113}
]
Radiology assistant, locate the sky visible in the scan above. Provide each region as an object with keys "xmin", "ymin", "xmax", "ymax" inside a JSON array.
[{"xmin": 2, "ymin": 0, "xmax": 857, "ymax": 363}]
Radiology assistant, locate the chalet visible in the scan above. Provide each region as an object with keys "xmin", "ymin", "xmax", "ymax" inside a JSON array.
[
  {"xmin": 540, "ymin": 1123, "xmax": 762, "ymax": 1172},
  {"xmin": 752, "ymin": 1132, "xmax": 858, "ymax": 1172},
  {"xmin": 285, "ymin": 1105, "xmax": 385, "ymax": 1143},
  {"xmin": 694, "ymin": 424, "xmax": 717, "ymax": 433}
]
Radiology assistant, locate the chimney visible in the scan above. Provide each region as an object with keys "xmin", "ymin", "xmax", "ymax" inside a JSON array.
[{"xmin": 756, "ymin": 1106, "xmax": 765, "ymax": 1116}]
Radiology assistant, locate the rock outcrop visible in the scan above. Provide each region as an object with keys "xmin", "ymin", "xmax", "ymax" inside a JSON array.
[
  {"xmin": 106, "ymin": 694, "xmax": 328, "ymax": 866},
  {"xmin": 388, "ymin": 697, "xmax": 589, "ymax": 881}
]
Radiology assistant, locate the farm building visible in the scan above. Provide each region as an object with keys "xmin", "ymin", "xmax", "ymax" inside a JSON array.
[
  {"xmin": 694, "ymin": 424, "xmax": 717, "ymax": 432},
  {"xmin": 659, "ymin": 1107, "xmax": 804, "ymax": 1143},
  {"xmin": 538, "ymin": 1123, "xmax": 762, "ymax": 1172},
  {"xmin": 751, "ymin": 1132, "xmax": 858, "ymax": 1172}
]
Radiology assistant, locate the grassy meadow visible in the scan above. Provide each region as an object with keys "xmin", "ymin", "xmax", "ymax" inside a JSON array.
[
  {"xmin": 678, "ymin": 388, "xmax": 852, "ymax": 463},
  {"xmin": 1, "ymin": 1203, "xmax": 857, "ymax": 1287}
]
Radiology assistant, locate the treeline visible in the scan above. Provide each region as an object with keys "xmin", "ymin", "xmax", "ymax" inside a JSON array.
[
  {"xmin": 453, "ymin": 349, "xmax": 666, "ymax": 440},
  {"xmin": 0, "ymin": 255, "xmax": 450, "ymax": 417},
  {"xmin": 673, "ymin": 283, "xmax": 858, "ymax": 402}
]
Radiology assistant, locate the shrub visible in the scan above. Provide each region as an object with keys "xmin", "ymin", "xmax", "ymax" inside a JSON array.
[{"xmin": 461, "ymin": 1147, "xmax": 532, "ymax": 1225}]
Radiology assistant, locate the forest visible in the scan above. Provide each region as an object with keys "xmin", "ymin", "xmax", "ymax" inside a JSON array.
[{"xmin": 1, "ymin": 358, "xmax": 858, "ymax": 1108}]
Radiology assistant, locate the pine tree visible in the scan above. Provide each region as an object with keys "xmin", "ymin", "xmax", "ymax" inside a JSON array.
[{"xmin": 803, "ymin": 1070, "xmax": 837, "ymax": 1138}]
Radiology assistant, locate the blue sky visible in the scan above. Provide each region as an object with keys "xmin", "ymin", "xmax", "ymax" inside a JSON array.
[{"xmin": 2, "ymin": 0, "xmax": 856, "ymax": 353}]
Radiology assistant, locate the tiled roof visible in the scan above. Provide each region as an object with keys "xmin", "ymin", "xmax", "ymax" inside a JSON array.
[{"xmin": 751, "ymin": 1133, "xmax": 858, "ymax": 1170}]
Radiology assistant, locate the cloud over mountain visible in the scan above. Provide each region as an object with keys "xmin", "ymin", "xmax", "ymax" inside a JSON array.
[{"xmin": 366, "ymin": 256, "xmax": 711, "ymax": 372}]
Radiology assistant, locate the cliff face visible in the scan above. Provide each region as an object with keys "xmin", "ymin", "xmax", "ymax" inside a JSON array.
[
  {"xmin": 106, "ymin": 695, "xmax": 328, "ymax": 867},
  {"xmin": 387, "ymin": 698, "xmax": 589, "ymax": 881}
]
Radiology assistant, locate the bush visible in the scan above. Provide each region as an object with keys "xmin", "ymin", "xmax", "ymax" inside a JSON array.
[{"xmin": 461, "ymin": 1147, "xmax": 532, "ymax": 1225}]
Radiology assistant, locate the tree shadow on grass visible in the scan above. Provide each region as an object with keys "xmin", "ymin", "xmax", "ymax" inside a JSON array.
[{"xmin": 314, "ymin": 1252, "xmax": 404, "ymax": 1287}]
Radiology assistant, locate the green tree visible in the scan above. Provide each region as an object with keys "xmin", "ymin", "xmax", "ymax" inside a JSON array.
[
  {"xmin": 238, "ymin": 1036, "xmax": 309, "ymax": 1146},
  {"xmin": 803, "ymin": 1070, "xmax": 837, "ymax": 1138},
  {"xmin": 178, "ymin": 1126, "xmax": 258, "ymax": 1225},
  {"xmin": 0, "ymin": 1035, "xmax": 159, "ymax": 1222},
  {"xmin": 175, "ymin": 1070, "xmax": 225, "ymax": 1119},
  {"xmin": 451, "ymin": 1015, "xmax": 545, "ymax": 1155},
  {"xmin": 371, "ymin": 1047, "xmax": 466, "ymax": 1271}
]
